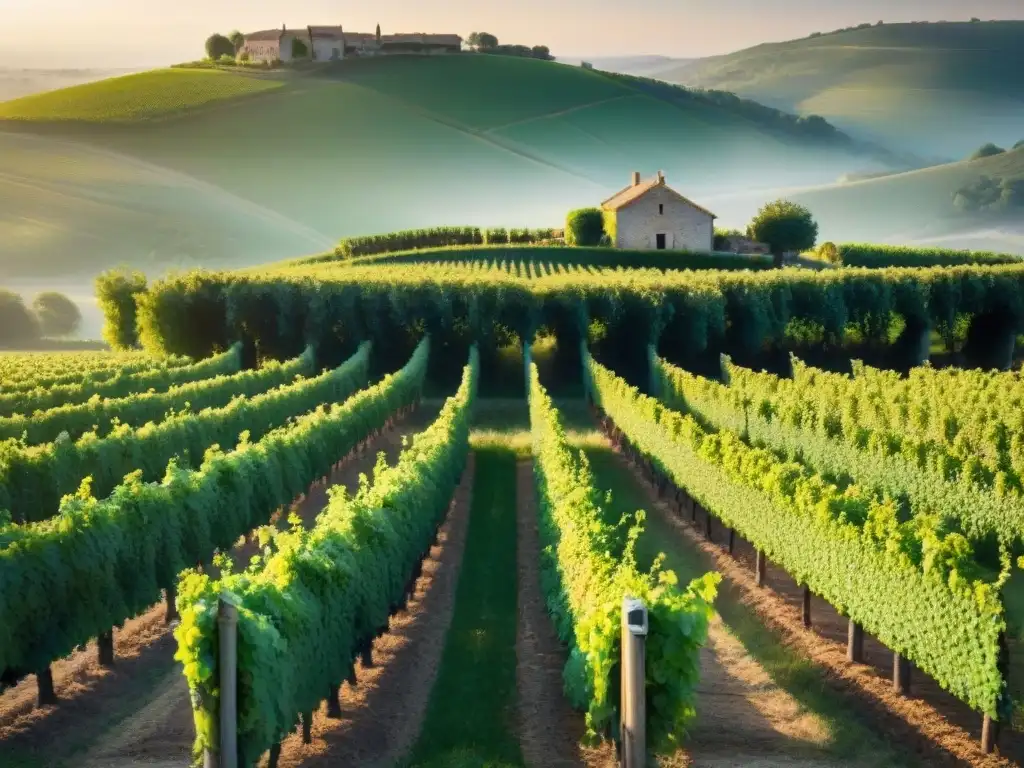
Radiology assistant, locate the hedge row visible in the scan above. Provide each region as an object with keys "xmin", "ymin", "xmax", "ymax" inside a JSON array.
[
  {"xmin": 333, "ymin": 226, "xmax": 560, "ymax": 259},
  {"xmin": 585, "ymin": 347, "xmax": 1009, "ymax": 718},
  {"xmin": 835, "ymin": 244, "xmax": 1020, "ymax": 268},
  {"xmin": 0, "ymin": 344, "xmax": 370, "ymax": 524},
  {"xmin": 528, "ymin": 353, "xmax": 717, "ymax": 748},
  {"xmin": 175, "ymin": 339, "xmax": 468, "ymax": 763},
  {"xmin": 0, "ymin": 343, "xmax": 242, "ymax": 418},
  {"xmin": 0, "ymin": 340, "xmax": 428, "ymax": 686},
  {"xmin": 124, "ymin": 263, "xmax": 1024, "ymax": 363}
]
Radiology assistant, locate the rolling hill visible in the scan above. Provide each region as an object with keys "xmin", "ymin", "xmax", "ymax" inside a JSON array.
[
  {"xmin": 660, "ymin": 21, "xmax": 1024, "ymax": 159},
  {"xmin": 780, "ymin": 144, "xmax": 1024, "ymax": 246},
  {"xmin": 0, "ymin": 55, "xmax": 891, "ymax": 279}
]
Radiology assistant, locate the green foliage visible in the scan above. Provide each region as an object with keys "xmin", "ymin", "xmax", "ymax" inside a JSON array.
[
  {"xmin": 0, "ymin": 340, "xmax": 424, "ymax": 687},
  {"xmin": 0, "ymin": 291, "xmax": 40, "ymax": 345},
  {"xmin": 0, "ymin": 69, "xmax": 282, "ymax": 122},
  {"xmin": 835, "ymin": 244, "xmax": 1018, "ymax": 268},
  {"xmin": 336, "ymin": 227, "xmax": 486, "ymax": 258},
  {"xmin": 175, "ymin": 340, "xmax": 469, "ymax": 763},
  {"xmin": 467, "ymin": 32, "xmax": 499, "ymax": 50},
  {"xmin": 0, "ymin": 346, "xmax": 315, "ymax": 445},
  {"xmin": 205, "ymin": 34, "xmax": 236, "ymax": 61},
  {"xmin": 292, "ymin": 37, "xmax": 309, "ymax": 59},
  {"xmin": 96, "ymin": 269, "xmax": 147, "ymax": 349},
  {"xmin": 954, "ymin": 175, "xmax": 1024, "ymax": 214},
  {"xmin": 529, "ymin": 357, "xmax": 718, "ymax": 749},
  {"xmin": 0, "ymin": 351, "xmax": 188, "ymax": 393},
  {"xmin": 565, "ymin": 208, "xmax": 605, "ymax": 247},
  {"xmin": 816, "ymin": 241, "xmax": 841, "ymax": 265},
  {"xmin": 0, "ymin": 341, "xmax": 241, "ymax": 418},
  {"xmin": 0, "ymin": 344, "xmax": 368, "ymax": 523},
  {"xmin": 298, "ymin": 244, "xmax": 767, "ymax": 272},
  {"xmin": 653, "ymin": 351, "xmax": 1024, "ymax": 549},
  {"xmin": 228, "ymin": 30, "xmax": 245, "ymax": 52},
  {"xmin": 586, "ymin": 348, "xmax": 1010, "ymax": 718},
  {"xmin": 127, "ymin": 261, "xmax": 1024, "ymax": 367},
  {"xmin": 747, "ymin": 200, "xmax": 819, "ymax": 262},
  {"xmin": 31, "ymin": 292, "xmax": 81, "ymax": 338},
  {"xmin": 971, "ymin": 143, "xmax": 1007, "ymax": 160}
]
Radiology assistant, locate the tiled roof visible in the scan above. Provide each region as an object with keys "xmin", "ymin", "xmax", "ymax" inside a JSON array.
[
  {"xmin": 244, "ymin": 29, "xmax": 283, "ymax": 42},
  {"xmin": 307, "ymin": 26, "xmax": 345, "ymax": 39},
  {"xmin": 601, "ymin": 174, "xmax": 717, "ymax": 218},
  {"xmin": 382, "ymin": 33, "xmax": 463, "ymax": 46}
]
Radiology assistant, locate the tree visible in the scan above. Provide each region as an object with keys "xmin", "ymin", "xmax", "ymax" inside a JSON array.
[
  {"xmin": 467, "ymin": 31, "xmax": 498, "ymax": 50},
  {"xmin": 228, "ymin": 30, "xmax": 245, "ymax": 53},
  {"xmin": 817, "ymin": 242, "xmax": 841, "ymax": 265},
  {"xmin": 531, "ymin": 45, "xmax": 553, "ymax": 60},
  {"xmin": 565, "ymin": 208, "xmax": 605, "ymax": 246},
  {"xmin": 96, "ymin": 269, "xmax": 148, "ymax": 349},
  {"xmin": 292, "ymin": 37, "xmax": 309, "ymax": 58},
  {"xmin": 205, "ymin": 34, "xmax": 235, "ymax": 61},
  {"xmin": 1014, "ymin": 140, "xmax": 1024, "ymax": 150},
  {"xmin": 747, "ymin": 200, "xmax": 819, "ymax": 267},
  {"xmin": 0, "ymin": 291, "xmax": 40, "ymax": 346},
  {"xmin": 376, "ymin": 24, "xmax": 381, "ymax": 43},
  {"xmin": 32, "ymin": 292, "xmax": 82, "ymax": 337},
  {"xmin": 970, "ymin": 143, "xmax": 1006, "ymax": 160}
]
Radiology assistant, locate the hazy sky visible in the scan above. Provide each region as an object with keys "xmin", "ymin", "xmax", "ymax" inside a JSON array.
[{"xmin": 2, "ymin": 0, "xmax": 1022, "ymax": 68}]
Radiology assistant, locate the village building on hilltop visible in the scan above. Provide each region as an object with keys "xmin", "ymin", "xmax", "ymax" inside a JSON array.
[
  {"xmin": 601, "ymin": 171, "xmax": 716, "ymax": 252},
  {"xmin": 242, "ymin": 24, "xmax": 462, "ymax": 63}
]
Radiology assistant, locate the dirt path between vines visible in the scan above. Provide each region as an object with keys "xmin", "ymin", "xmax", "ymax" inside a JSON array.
[
  {"xmin": 514, "ymin": 458, "xmax": 617, "ymax": 768},
  {"xmin": 608, "ymin": 434, "xmax": 1015, "ymax": 768},
  {"xmin": 0, "ymin": 407, "xmax": 433, "ymax": 768},
  {"xmin": 256, "ymin": 454, "xmax": 475, "ymax": 768}
]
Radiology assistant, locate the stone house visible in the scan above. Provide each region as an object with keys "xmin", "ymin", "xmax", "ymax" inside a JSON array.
[
  {"xmin": 601, "ymin": 171, "xmax": 716, "ymax": 252},
  {"xmin": 242, "ymin": 25, "xmax": 461, "ymax": 63}
]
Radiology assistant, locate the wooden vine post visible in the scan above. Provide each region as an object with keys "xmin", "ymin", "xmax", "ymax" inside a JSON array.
[
  {"xmin": 204, "ymin": 596, "xmax": 239, "ymax": 768},
  {"xmin": 755, "ymin": 549, "xmax": 766, "ymax": 587},
  {"xmin": 801, "ymin": 586, "xmax": 812, "ymax": 628},
  {"xmin": 893, "ymin": 652, "xmax": 911, "ymax": 695},
  {"xmin": 847, "ymin": 620, "xmax": 864, "ymax": 663},
  {"xmin": 620, "ymin": 597, "xmax": 648, "ymax": 768},
  {"xmin": 981, "ymin": 631, "xmax": 1009, "ymax": 754}
]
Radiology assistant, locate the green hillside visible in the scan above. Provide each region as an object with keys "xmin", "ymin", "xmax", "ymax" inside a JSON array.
[
  {"xmin": 662, "ymin": 21, "xmax": 1024, "ymax": 159},
  {"xmin": 0, "ymin": 69, "xmax": 283, "ymax": 121},
  {"xmin": 0, "ymin": 54, "xmax": 885, "ymax": 279},
  {"xmin": 789, "ymin": 145, "xmax": 1024, "ymax": 244}
]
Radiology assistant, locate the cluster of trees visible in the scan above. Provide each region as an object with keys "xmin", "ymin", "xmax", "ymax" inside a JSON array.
[
  {"xmin": 0, "ymin": 291, "xmax": 82, "ymax": 345},
  {"xmin": 465, "ymin": 32, "xmax": 553, "ymax": 61},
  {"xmin": 205, "ymin": 31, "xmax": 245, "ymax": 61},
  {"xmin": 953, "ymin": 175, "xmax": 1024, "ymax": 214},
  {"xmin": 567, "ymin": 200, "xmax": 819, "ymax": 269}
]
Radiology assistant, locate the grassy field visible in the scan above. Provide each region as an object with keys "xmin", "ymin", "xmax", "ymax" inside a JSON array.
[
  {"xmin": 0, "ymin": 55, "xmax": 882, "ymax": 279},
  {"xmin": 0, "ymin": 69, "xmax": 283, "ymax": 122},
  {"xmin": 662, "ymin": 21, "xmax": 1024, "ymax": 158}
]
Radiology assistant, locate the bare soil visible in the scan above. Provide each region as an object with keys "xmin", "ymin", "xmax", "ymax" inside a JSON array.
[
  {"xmin": 0, "ymin": 407, "xmax": 432, "ymax": 768},
  {"xmin": 611, "ymin": 433, "xmax": 1018, "ymax": 768},
  {"xmin": 514, "ymin": 458, "xmax": 617, "ymax": 768}
]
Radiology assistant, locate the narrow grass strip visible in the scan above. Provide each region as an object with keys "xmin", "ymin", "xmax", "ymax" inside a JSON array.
[{"xmin": 407, "ymin": 445, "xmax": 524, "ymax": 768}]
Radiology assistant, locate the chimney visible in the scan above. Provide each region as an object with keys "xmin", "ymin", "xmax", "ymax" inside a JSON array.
[
  {"xmin": 631, "ymin": 171, "xmax": 641, "ymax": 187},
  {"xmin": 657, "ymin": 170, "xmax": 665, "ymax": 184}
]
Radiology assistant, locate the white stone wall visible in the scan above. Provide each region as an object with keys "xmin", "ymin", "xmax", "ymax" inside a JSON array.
[
  {"xmin": 312, "ymin": 37, "xmax": 345, "ymax": 61},
  {"xmin": 613, "ymin": 186, "xmax": 714, "ymax": 252},
  {"xmin": 243, "ymin": 40, "xmax": 281, "ymax": 63}
]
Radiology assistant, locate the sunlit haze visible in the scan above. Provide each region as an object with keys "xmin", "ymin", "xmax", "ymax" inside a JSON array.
[{"xmin": 1, "ymin": 0, "xmax": 1022, "ymax": 67}]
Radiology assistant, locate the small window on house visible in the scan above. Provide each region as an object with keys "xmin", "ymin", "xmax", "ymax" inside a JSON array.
[{"xmin": 659, "ymin": 204, "xmax": 664, "ymax": 215}]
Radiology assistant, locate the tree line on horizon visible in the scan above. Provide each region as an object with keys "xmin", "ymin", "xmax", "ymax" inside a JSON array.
[{"xmin": 0, "ymin": 291, "xmax": 82, "ymax": 346}]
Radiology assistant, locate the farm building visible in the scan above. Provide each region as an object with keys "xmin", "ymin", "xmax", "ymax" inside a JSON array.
[
  {"xmin": 241, "ymin": 25, "xmax": 462, "ymax": 63},
  {"xmin": 601, "ymin": 171, "xmax": 716, "ymax": 252}
]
